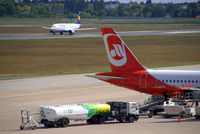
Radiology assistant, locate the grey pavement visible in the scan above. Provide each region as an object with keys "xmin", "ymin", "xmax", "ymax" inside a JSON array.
[
  {"xmin": 0, "ymin": 29, "xmax": 200, "ymax": 40},
  {"xmin": 0, "ymin": 65, "xmax": 199, "ymax": 93}
]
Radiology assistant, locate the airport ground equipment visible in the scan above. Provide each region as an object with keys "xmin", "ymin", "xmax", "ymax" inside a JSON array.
[
  {"xmin": 40, "ymin": 102, "xmax": 139, "ymax": 127},
  {"xmin": 87, "ymin": 101, "xmax": 139, "ymax": 124},
  {"xmin": 164, "ymin": 99, "xmax": 186, "ymax": 118},
  {"xmin": 139, "ymin": 96, "xmax": 165, "ymax": 117},
  {"xmin": 19, "ymin": 102, "xmax": 139, "ymax": 130},
  {"xmin": 40, "ymin": 103, "xmax": 110, "ymax": 127},
  {"xmin": 163, "ymin": 90, "xmax": 200, "ymax": 119},
  {"xmin": 163, "ymin": 99, "xmax": 199, "ymax": 118},
  {"xmin": 20, "ymin": 110, "xmax": 40, "ymax": 130}
]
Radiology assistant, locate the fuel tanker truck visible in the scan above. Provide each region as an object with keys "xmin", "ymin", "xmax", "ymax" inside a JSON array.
[{"xmin": 40, "ymin": 101, "xmax": 139, "ymax": 127}]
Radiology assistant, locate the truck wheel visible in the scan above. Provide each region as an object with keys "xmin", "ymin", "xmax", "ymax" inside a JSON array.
[
  {"xmin": 31, "ymin": 125, "xmax": 36, "ymax": 130},
  {"xmin": 87, "ymin": 119, "xmax": 91, "ymax": 124},
  {"xmin": 134, "ymin": 115, "xmax": 139, "ymax": 121},
  {"xmin": 87, "ymin": 119, "xmax": 94, "ymax": 124},
  {"xmin": 20, "ymin": 124, "xmax": 24, "ymax": 130},
  {"xmin": 148, "ymin": 113, "xmax": 153, "ymax": 118},
  {"xmin": 98, "ymin": 118, "xmax": 105, "ymax": 124},
  {"xmin": 60, "ymin": 118, "xmax": 69, "ymax": 127},
  {"xmin": 128, "ymin": 116, "xmax": 134, "ymax": 123},
  {"xmin": 196, "ymin": 116, "xmax": 200, "ymax": 120}
]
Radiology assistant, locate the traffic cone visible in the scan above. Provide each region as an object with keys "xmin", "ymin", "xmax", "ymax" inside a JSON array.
[{"xmin": 178, "ymin": 114, "xmax": 181, "ymax": 123}]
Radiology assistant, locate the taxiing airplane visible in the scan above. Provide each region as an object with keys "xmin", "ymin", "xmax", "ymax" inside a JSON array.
[
  {"xmin": 89, "ymin": 28, "xmax": 200, "ymax": 100},
  {"xmin": 42, "ymin": 11, "xmax": 95, "ymax": 35}
]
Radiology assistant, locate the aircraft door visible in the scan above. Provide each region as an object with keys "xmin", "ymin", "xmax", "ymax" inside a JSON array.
[{"xmin": 139, "ymin": 72, "xmax": 148, "ymax": 88}]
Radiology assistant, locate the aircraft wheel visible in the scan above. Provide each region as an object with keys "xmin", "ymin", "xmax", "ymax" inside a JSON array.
[{"xmin": 69, "ymin": 31, "xmax": 73, "ymax": 35}]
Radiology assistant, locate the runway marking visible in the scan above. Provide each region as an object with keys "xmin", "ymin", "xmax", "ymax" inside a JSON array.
[{"xmin": 0, "ymin": 85, "xmax": 114, "ymax": 99}]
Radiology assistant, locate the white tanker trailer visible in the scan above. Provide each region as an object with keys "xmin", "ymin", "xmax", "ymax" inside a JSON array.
[
  {"xmin": 40, "ymin": 101, "xmax": 139, "ymax": 127},
  {"xmin": 20, "ymin": 101, "xmax": 139, "ymax": 130},
  {"xmin": 40, "ymin": 103, "xmax": 111, "ymax": 127}
]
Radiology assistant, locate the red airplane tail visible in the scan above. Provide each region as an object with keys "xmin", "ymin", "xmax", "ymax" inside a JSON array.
[{"xmin": 101, "ymin": 28, "xmax": 145, "ymax": 72}]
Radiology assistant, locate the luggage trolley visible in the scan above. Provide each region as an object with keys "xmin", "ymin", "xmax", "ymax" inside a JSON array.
[{"xmin": 20, "ymin": 110, "xmax": 40, "ymax": 130}]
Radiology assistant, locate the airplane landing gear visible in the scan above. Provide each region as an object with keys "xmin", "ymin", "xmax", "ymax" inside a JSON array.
[
  {"xmin": 69, "ymin": 31, "xmax": 73, "ymax": 35},
  {"xmin": 163, "ymin": 92, "xmax": 170, "ymax": 101}
]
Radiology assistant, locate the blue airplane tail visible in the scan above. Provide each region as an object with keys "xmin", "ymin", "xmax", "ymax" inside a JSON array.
[{"xmin": 74, "ymin": 11, "xmax": 81, "ymax": 24}]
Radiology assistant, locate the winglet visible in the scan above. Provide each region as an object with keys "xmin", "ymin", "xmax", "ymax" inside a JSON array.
[{"xmin": 74, "ymin": 11, "xmax": 81, "ymax": 24}]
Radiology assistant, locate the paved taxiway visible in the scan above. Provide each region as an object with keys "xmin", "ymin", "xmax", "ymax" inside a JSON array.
[
  {"xmin": 0, "ymin": 29, "xmax": 200, "ymax": 40},
  {"xmin": 0, "ymin": 65, "xmax": 200, "ymax": 134}
]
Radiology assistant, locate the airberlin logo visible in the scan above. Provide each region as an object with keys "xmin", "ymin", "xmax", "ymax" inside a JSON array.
[
  {"xmin": 110, "ymin": 44, "xmax": 124, "ymax": 58},
  {"xmin": 104, "ymin": 34, "xmax": 127, "ymax": 67}
]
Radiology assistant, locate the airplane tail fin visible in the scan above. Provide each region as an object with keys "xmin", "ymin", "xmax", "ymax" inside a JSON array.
[
  {"xmin": 74, "ymin": 11, "xmax": 81, "ymax": 24},
  {"xmin": 101, "ymin": 28, "xmax": 145, "ymax": 72}
]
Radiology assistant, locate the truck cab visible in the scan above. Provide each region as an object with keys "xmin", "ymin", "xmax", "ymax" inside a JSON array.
[{"xmin": 87, "ymin": 101, "xmax": 139, "ymax": 124}]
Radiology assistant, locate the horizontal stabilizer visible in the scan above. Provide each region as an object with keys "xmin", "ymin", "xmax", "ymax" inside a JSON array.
[
  {"xmin": 86, "ymin": 75, "xmax": 126, "ymax": 80},
  {"xmin": 42, "ymin": 26, "xmax": 51, "ymax": 30},
  {"xmin": 76, "ymin": 28, "xmax": 97, "ymax": 31}
]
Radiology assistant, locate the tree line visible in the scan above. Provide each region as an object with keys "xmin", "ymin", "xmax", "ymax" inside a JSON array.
[{"xmin": 0, "ymin": 0, "xmax": 200, "ymax": 18}]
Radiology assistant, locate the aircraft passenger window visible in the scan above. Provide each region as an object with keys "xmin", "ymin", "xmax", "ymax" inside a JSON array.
[
  {"xmin": 166, "ymin": 80, "xmax": 168, "ymax": 82},
  {"xmin": 162, "ymin": 80, "xmax": 164, "ymax": 82},
  {"xmin": 177, "ymin": 80, "xmax": 179, "ymax": 83},
  {"xmin": 169, "ymin": 80, "xmax": 172, "ymax": 83},
  {"xmin": 173, "ymin": 80, "xmax": 175, "ymax": 83},
  {"xmin": 188, "ymin": 80, "xmax": 190, "ymax": 83},
  {"xmin": 184, "ymin": 80, "xmax": 187, "ymax": 83},
  {"xmin": 192, "ymin": 80, "xmax": 194, "ymax": 83},
  {"xmin": 181, "ymin": 80, "xmax": 183, "ymax": 83},
  {"xmin": 196, "ymin": 80, "xmax": 198, "ymax": 83}
]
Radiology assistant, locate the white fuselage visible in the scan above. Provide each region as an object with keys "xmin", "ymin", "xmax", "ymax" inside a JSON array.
[
  {"xmin": 50, "ymin": 23, "xmax": 80, "ymax": 33},
  {"xmin": 148, "ymin": 69, "xmax": 200, "ymax": 88}
]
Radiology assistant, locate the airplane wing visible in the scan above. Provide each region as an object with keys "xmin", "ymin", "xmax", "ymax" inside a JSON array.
[
  {"xmin": 76, "ymin": 28, "xmax": 97, "ymax": 31},
  {"xmin": 181, "ymin": 87, "xmax": 200, "ymax": 91},
  {"xmin": 86, "ymin": 75, "xmax": 126, "ymax": 80},
  {"xmin": 41, "ymin": 26, "xmax": 51, "ymax": 30}
]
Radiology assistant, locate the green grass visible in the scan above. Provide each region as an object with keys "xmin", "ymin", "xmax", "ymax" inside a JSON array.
[
  {"xmin": 0, "ymin": 18, "xmax": 200, "ymax": 25},
  {"xmin": 0, "ymin": 34, "xmax": 200, "ymax": 78},
  {"xmin": 0, "ymin": 18, "xmax": 200, "ymax": 34},
  {"xmin": 1, "ymin": 24, "xmax": 200, "ymax": 34}
]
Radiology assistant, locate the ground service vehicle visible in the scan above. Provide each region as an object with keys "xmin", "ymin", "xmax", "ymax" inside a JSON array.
[
  {"xmin": 40, "ymin": 101, "xmax": 139, "ymax": 127},
  {"xmin": 87, "ymin": 101, "xmax": 139, "ymax": 124},
  {"xmin": 163, "ymin": 99, "xmax": 197, "ymax": 118}
]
